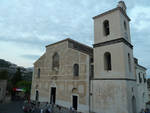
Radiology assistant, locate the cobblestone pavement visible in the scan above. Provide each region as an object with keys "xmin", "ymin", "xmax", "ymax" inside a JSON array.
[{"xmin": 0, "ymin": 101, "xmax": 24, "ymax": 113}]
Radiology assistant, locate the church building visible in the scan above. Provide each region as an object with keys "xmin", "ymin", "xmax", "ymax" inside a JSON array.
[{"xmin": 30, "ymin": 1, "xmax": 148, "ymax": 113}]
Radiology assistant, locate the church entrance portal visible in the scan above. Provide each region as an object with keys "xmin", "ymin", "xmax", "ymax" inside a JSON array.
[
  {"xmin": 72, "ymin": 95, "xmax": 78, "ymax": 110},
  {"xmin": 35, "ymin": 90, "xmax": 39, "ymax": 101},
  {"xmin": 50, "ymin": 87, "xmax": 56, "ymax": 104}
]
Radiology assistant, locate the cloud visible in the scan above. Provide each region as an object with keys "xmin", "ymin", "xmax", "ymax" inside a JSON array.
[
  {"xmin": 21, "ymin": 54, "xmax": 40, "ymax": 60},
  {"xmin": 0, "ymin": 0, "xmax": 149, "ymax": 76},
  {"xmin": 129, "ymin": 6, "xmax": 150, "ymax": 31},
  {"xmin": 127, "ymin": 5, "xmax": 150, "ymax": 75}
]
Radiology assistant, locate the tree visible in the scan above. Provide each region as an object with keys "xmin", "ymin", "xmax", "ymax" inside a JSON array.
[
  {"xmin": 16, "ymin": 80, "xmax": 31, "ymax": 94},
  {"xmin": 0, "ymin": 59, "xmax": 10, "ymax": 68},
  {"xmin": 11, "ymin": 67, "xmax": 22, "ymax": 87},
  {"xmin": 0, "ymin": 70, "xmax": 12, "ymax": 95},
  {"xmin": 0, "ymin": 70, "xmax": 8, "ymax": 80}
]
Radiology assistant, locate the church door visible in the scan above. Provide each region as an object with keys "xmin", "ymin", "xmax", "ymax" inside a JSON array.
[
  {"xmin": 72, "ymin": 95, "xmax": 78, "ymax": 110},
  {"xmin": 35, "ymin": 90, "xmax": 39, "ymax": 101},
  {"xmin": 50, "ymin": 87, "xmax": 56, "ymax": 104}
]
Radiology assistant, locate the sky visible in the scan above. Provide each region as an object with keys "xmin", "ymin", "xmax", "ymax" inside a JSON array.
[{"xmin": 0, "ymin": 0, "xmax": 150, "ymax": 75}]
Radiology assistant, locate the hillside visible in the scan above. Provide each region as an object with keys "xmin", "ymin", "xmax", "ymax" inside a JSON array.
[{"xmin": 0, "ymin": 59, "xmax": 33, "ymax": 81}]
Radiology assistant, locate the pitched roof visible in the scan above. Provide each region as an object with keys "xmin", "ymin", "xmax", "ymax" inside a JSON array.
[
  {"xmin": 93, "ymin": 7, "xmax": 130, "ymax": 21},
  {"xmin": 46, "ymin": 38, "xmax": 69, "ymax": 48},
  {"xmin": 46, "ymin": 38, "xmax": 93, "ymax": 56}
]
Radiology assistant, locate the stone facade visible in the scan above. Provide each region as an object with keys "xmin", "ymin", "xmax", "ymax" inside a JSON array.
[
  {"xmin": 30, "ymin": 1, "xmax": 148, "ymax": 113},
  {"xmin": 134, "ymin": 58, "xmax": 148, "ymax": 112},
  {"xmin": 30, "ymin": 39, "xmax": 92, "ymax": 113}
]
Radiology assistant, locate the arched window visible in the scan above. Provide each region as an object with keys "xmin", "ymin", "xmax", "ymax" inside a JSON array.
[
  {"xmin": 73, "ymin": 64, "xmax": 79, "ymax": 76},
  {"xmin": 138, "ymin": 73, "xmax": 142, "ymax": 83},
  {"xmin": 124, "ymin": 21, "xmax": 127, "ymax": 30},
  {"xmin": 143, "ymin": 73, "xmax": 146, "ymax": 83},
  {"xmin": 52, "ymin": 52, "xmax": 59, "ymax": 71},
  {"xmin": 103, "ymin": 20, "xmax": 110, "ymax": 36},
  {"xmin": 104, "ymin": 52, "xmax": 111, "ymax": 71},
  {"xmin": 128, "ymin": 53, "xmax": 131, "ymax": 72},
  {"xmin": 38, "ymin": 68, "xmax": 40, "ymax": 78}
]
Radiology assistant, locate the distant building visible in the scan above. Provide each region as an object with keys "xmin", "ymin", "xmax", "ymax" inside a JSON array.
[
  {"xmin": 134, "ymin": 58, "xmax": 148, "ymax": 111},
  {"xmin": 30, "ymin": 1, "xmax": 148, "ymax": 113},
  {"xmin": 146, "ymin": 76, "xmax": 150, "ymax": 107},
  {"xmin": 0, "ymin": 80, "xmax": 7, "ymax": 102}
]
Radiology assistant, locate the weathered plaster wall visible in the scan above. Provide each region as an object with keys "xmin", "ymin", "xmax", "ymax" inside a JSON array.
[{"xmin": 91, "ymin": 80, "xmax": 128, "ymax": 113}]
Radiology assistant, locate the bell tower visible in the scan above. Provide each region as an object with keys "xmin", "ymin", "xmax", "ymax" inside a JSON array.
[
  {"xmin": 91, "ymin": 1, "xmax": 137, "ymax": 113},
  {"xmin": 93, "ymin": 0, "xmax": 134, "ymax": 79}
]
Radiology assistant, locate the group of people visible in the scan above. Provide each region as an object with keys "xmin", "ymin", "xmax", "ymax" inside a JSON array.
[
  {"xmin": 140, "ymin": 108, "xmax": 150, "ymax": 113},
  {"xmin": 45, "ymin": 107, "xmax": 52, "ymax": 113}
]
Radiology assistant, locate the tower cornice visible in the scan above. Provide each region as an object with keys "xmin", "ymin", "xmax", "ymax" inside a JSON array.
[
  {"xmin": 93, "ymin": 38, "xmax": 133, "ymax": 49},
  {"xmin": 93, "ymin": 7, "xmax": 130, "ymax": 21}
]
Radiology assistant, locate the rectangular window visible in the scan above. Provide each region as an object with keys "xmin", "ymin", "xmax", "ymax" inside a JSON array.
[
  {"xmin": 143, "ymin": 74, "xmax": 146, "ymax": 83},
  {"xmin": 139, "ymin": 73, "xmax": 142, "ymax": 83},
  {"xmin": 38, "ymin": 68, "xmax": 40, "ymax": 78},
  {"xmin": 90, "ymin": 65, "xmax": 94, "ymax": 78},
  {"xmin": 128, "ymin": 53, "xmax": 131, "ymax": 72}
]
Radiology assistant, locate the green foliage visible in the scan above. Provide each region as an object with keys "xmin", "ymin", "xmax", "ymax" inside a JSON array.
[
  {"xmin": 16, "ymin": 80, "xmax": 31, "ymax": 94},
  {"xmin": 11, "ymin": 67, "xmax": 22, "ymax": 87},
  {"xmin": 7, "ymin": 79, "xmax": 13, "ymax": 94},
  {"xmin": 0, "ymin": 70, "xmax": 8, "ymax": 80}
]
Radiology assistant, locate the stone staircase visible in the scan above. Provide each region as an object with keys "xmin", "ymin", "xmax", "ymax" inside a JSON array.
[{"xmin": 39, "ymin": 102, "xmax": 82, "ymax": 113}]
